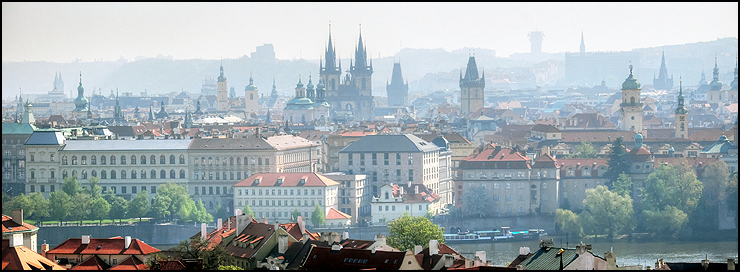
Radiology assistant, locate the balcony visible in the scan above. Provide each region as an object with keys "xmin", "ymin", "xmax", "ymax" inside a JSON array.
[
  {"xmin": 48, "ymin": 178, "xmax": 57, "ymax": 183},
  {"xmin": 28, "ymin": 178, "xmax": 36, "ymax": 183}
]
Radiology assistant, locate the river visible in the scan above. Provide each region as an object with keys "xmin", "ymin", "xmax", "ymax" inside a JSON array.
[{"xmin": 448, "ymin": 237, "xmax": 739, "ymax": 268}]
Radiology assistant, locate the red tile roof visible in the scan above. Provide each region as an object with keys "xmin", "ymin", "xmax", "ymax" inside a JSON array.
[
  {"xmin": 556, "ymin": 158, "xmax": 608, "ymax": 169},
  {"xmin": 70, "ymin": 255, "xmax": 111, "ymax": 270},
  {"xmin": 532, "ymin": 154, "xmax": 559, "ymax": 168},
  {"xmin": 463, "ymin": 145, "xmax": 531, "ymax": 164},
  {"xmin": 109, "ymin": 255, "xmax": 149, "ymax": 270},
  {"xmin": 2, "ymin": 214, "xmax": 38, "ymax": 234},
  {"xmin": 234, "ymin": 172, "xmax": 339, "ymax": 187},
  {"xmin": 326, "ymin": 208, "xmax": 352, "ymax": 220},
  {"xmin": 47, "ymin": 237, "xmax": 160, "ymax": 255},
  {"xmin": 302, "ymin": 246, "xmax": 405, "ymax": 270},
  {"xmin": 158, "ymin": 260, "xmax": 186, "ymax": 270},
  {"xmin": 224, "ymin": 222, "xmax": 276, "ymax": 259},
  {"xmin": 2, "ymin": 240, "xmax": 66, "ymax": 270}
]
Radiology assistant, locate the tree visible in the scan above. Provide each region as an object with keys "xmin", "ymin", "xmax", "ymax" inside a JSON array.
[
  {"xmin": 3, "ymin": 193, "xmax": 33, "ymax": 219},
  {"xmin": 151, "ymin": 194, "xmax": 172, "ymax": 222},
  {"xmin": 566, "ymin": 141, "xmax": 597, "ymax": 159},
  {"xmin": 612, "ymin": 172, "xmax": 632, "ymax": 198},
  {"xmin": 463, "ymin": 185, "xmax": 492, "ymax": 218},
  {"xmin": 129, "ymin": 190, "xmax": 150, "ymax": 223},
  {"xmin": 242, "ymin": 202, "xmax": 255, "ymax": 217},
  {"xmin": 213, "ymin": 202, "xmax": 226, "ymax": 220},
  {"xmin": 87, "ymin": 176, "xmax": 102, "ymax": 199},
  {"xmin": 218, "ymin": 265, "xmax": 243, "ymax": 270},
  {"xmin": 641, "ymin": 162, "xmax": 702, "ymax": 215},
  {"xmin": 178, "ymin": 198, "xmax": 197, "ymax": 224},
  {"xmin": 555, "ymin": 209, "xmax": 582, "ymax": 237},
  {"xmin": 311, "ymin": 204, "xmax": 325, "ymax": 227},
  {"xmin": 172, "ymin": 236, "xmax": 231, "ymax": 270},
  {"xmin": 68, "ymin": 193, "xmax": 93, "ymax": 225},
  {"xmin": 604, "ymin": 137, "xmax": 631, "ymax": 189},
  {"xmin": 62, "ymin": 176, "xmax": 83, "ymax": 196},
  {"xmin": 90, "ymin": 197, "xmax": 111, "ymax": 225},
  {"xmin": 643, "ymin": 205, "xmax": 688, "ymax": 237},
  {"xmin": 387, "ymin": 213, "xmax": 445, "ymax": 252},
  {"xmin": 109, "ymin": 196, "xmax": 129, "ymax": 223},
  {"xmin": 580, "ymin": 185, "xmax": 634, "ymax": 239},
  {"xmin": 28, "ymin": 192, "xmax": 49, "ymax": 224},
  {"xmin": 156, "ymin": 183, "xmax": 190, "ymax": 221},
  {"xmin": 191, "ymin": 199, "xmax": 213, "ymax": 224},
  {"xmin": 291, "ymin": 207, "xmax": 301, "ymax": 222},
  {"xmin": 701, "ymin": 160, "xmax": 730, "ymax": 205},
  {"xmin": 48, "ymin": 191, "xmax": 72, "ymax": 225},
  {"xmin": 143, "ymin": 252, "xmax": 169, "ymax": 269}
]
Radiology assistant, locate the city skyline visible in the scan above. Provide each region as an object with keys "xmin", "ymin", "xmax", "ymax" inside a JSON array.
[{"xmin": 2, "ymin": 2, "xmax": 738, "ymax": 63}]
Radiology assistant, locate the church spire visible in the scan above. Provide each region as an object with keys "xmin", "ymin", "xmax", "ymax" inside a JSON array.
[
  {"xmin": 353, "ymin": 23, "xmax": 368, "ymax": 71},
  {"xmin": 579, "ymin": 31, "xmax": 585, "ymax": 53},
  {"xmin": 324, "ymin": 23, "xmax": 337, "ymax": 72}
]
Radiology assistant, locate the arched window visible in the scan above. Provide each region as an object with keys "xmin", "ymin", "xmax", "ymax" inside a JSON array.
[
  {"xmin": 71, "ymin": 156, "xmax": 77, "ymax": 165},
  {"xmin": 150, "ymin": 155, "xmax": 156, "ymax": 164},
  {"xmin": 258, "ymin": 157, "xmax": 263, "ymax": 165},
  {"xmin": 63, "ymin": 170, "xmax": 68, "ymax": 178},
  {"xmin": 222, "ymin": 157, "xmax": 226, "ymax": 165},
  {"xmin": 101, "ymin": 170, "xmax": 106, "ymax": 179},
  {"xmin": 301, "ymin": 114, "xmax": 306, "ymax": 124},
  {"xmin": 110, "ymin": 155, "xmax": 116, "ymax": 165},
  {"xmin": 121, "ymin": 155, "xmax": 126, "ymax": 165},
  {"xmin": 630, "ymin": 96, "xmax": 635, "ymax": 104},
  {"xmin": 230, "ymin": 157, "xmax": 234, "ymax": 165},
  {"xmin": 216, "ymin": 157, "xmax": 220, "ymax": 165},
  {"xmin": 160, "ymin": 155, "xmax": 165, "ymax": 164},
  {"xmin": 141, "ymin": 170, "xmax": 146, "ymax": 179},
  {"xmin": 170, "ymin": 170, "xmax": 175, "ymax": 179},
  {"xmin": 250, "ymin": 93, "xmax": 253, "ymax": 100},
  {"xmin": 151, "ymin": 170, "xmax": 157, "ymax": 179},
  {"xmin": 202, "ymin": 157, "xmax": 206, "ymax": 165},
  {"xmin": 170, "ymin": 155, "xmax": 175, "ymax": 164},
  {"xmin": 81, "ymin": 156, "xmax": 87, "ymax": 165},
  {"xmin": 362, "ymin": 78, "xmax": 366, "ymax": 89},
  {"xmin": 141, "ymin": 155, "xmax": 147, "ymax": 164},
  {"xmin": 385, "ymin": 192, "xmax": 389, "ymax": 199},
  {"xmin": 180, "ymin": 169, "xmax": 186, "ymax": 179},
  {"xmin": 101, "ymin": 155, "xmax": 106, "ymax": 165},
  {"xmin": 62, "ymin": 156, "xmax": 68, "ymax": 165},
  {"xmin": 179, "ymin": 155, "xmax": 185, "ymax": 164},
  {"xmin": 160, "ymin": 170, "xmax": 166, "ymax": 179},
  {"xmin": 91, "ymin": 170, "xmax": 96, "ymax": 177},
  {"xmin": 81, "ymin": 170, "xmax": 87, "ymax": 179},
  {"xmin": 121, "ymin": 170, "xmax": 126, "ymax": 179},
  {"xmin": 209, "ymin": 157, "xmax": 213, "ymax": 165},
  {"xmin": 131, "ymin": 170, "xmax": 137, "ymax": 179},
  {"xmin": 90, "ymin": 155, "xmax": 96, "ymax": 165},
  {"xmin": 131, "ymin": 155, "xmax": 137, "ymax": 165},
  {"xmin": 237, "ymin": 157, "xmax": 241, "ymax": 165},
  {"xmin": 110, "ymin": 170, "xmax": 116, "ymax": 179}
]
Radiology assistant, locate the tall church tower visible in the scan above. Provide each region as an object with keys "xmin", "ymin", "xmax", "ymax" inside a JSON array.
[
  {"xmin": 620, "ymin": 65, "xmax": 643, "ymax": 132},
  {"xmin": 73, "ymin": 73, "xmax": 90, "ymax": 121},
  {"xmin": 579, "ymin": 31, "xmax": 585, "ymax": 54},
  {"xmin": 460, "ymin": 55, "xmax": 485, "ymax": 115},
  {"xmin": 320, "ymin": 25, "xmax": 342, "ymax": 96},
  {"xmin": 217, "ymin": 60, "xmax": 229, "ymax": 112},
  {"xmin": 653, "ymin": 51, "xmax": 674, "ymax": 90},
  {"xmin": 674, "ymin": 79, "xmax": 688, "ymax": 139},
  {"xmin": 386, "ymin": 62, "xmax": 409, "ymax": 106},
  {"xmin": 244, "ymin": 74, "xmax": 259, "ymax": 114},
  {"xmin": 350, "ymin": 26, "xmax": 373, "ymax": 97}
]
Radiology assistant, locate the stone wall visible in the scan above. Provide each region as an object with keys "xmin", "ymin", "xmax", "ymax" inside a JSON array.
[{"xmin": 37, "ymin": 224, "xmax": 202, "ymax": 252}]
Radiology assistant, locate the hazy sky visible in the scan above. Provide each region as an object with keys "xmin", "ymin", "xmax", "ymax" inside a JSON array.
[{"xmin": 3, "ymin": 2, "xmax": 738, "ymax": 63}]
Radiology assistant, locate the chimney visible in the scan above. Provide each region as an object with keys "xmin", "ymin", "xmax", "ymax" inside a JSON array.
[
  {"xmin": 586, "ymin": 244, "xmax": 592, "ymax": 252},
  {"xmin": 342, "ymin": 231, "xmax": 349, "ymax": 240},
  {"xmin": 234, "ymin": 208, "xmax": 242, "ymax": 216},
  {"xmin": 605, "ymin": 252, "xmax": 617, "ymax": 270},
  {"xmin": 519, "ymin": 247, "xmax": 530, "ymax": 256},
  {"xmin": 445, "ymin": 255, "xmax": 454, "ymax": 268},
  {"xmin": 200, "ymin": 223, "xmax": 207, "ymax": 241},
  {"xmin": 11, "ymin": 209, "xmax": 23, "ymax": 225},
  {"xmin": 575, "ymin": 243, "xmax": 586, "ymax": 255},
  {"xmin": 236, "ymin": 214, "xmax": 252, "ymax": 235},
  {"xmin": 41, "ymin": 241, "xmax": 49, "ymax": 257},
  {"xmin": 414, "ymin": 185, "xmax": 419, "ymax": 194},
  {"xmin": 302, "ymin": 232, "xmax": 310, "ymax": 244},
  {"xmin": 728, "ymin": 258, "xmax": 735, "ymax": 270},
  {"xmin": 298, "ymin": 216, "xmax": 306, "ymax": 235},
  {"xmin": 702, "ymin": 258, "xmax": 710, "ymax": 270},
  {"xmin": 124, "ymin": 236, "xmax": 132, "ymax": 249},
  {"xmin": 475, "ymin": 251, "xmax": 487, "ymax": 264},
  {"xmin": 331, "ymin": 232, "xmax": 341, "ymax": 243},
  {"xmin": 465, "ymin": 258, "xmax": 473, "ymax": 268},
  {"xmin": 414, "ymin": 245, "xmax": 423, "ymax": 255},
  {"xmin": 217, "ymin": 218, "xmax": 222, "ymax": 232},
  {"xmin": 374, "ymin": 234, "xmax": 387, "ymax": 247},
  {"xmin": 10, "ymin": 233, "xmax": 23, "ymax": 247},
  {"xmin": 278, "ymin": 234, "xmax": 289, "ymax": 254},
  {"xmin": 82, "ymin": 235, "xmax": 91, "ymax": 245},
  {"xmin": 274, "ymin": 221, "xmax": 280, "ymax": 233},
  {"xmin": 321, "ymin": 232, "xmax": 332, "ymax": 242},
  {"xmin": 474, "ymin": 255, "xmax": 483, "ymax": 267},
  {"xmin": 332, "ymin": 244, "xmax": 343, "ymax": 251},
  {"xmin": 429, "ymin": 240, "xmax": 439, "ymax": 255},
  {"xmin": 226, "ymin": 218, "xmax": 231, "ymax": 231}
]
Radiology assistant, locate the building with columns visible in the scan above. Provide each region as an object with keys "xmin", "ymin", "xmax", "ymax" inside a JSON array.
[{"xmin": 620, "ymin": 65, "xmax": 643, "ymax": 132}]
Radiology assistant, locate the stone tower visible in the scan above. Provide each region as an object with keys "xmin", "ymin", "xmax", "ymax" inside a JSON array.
[
  {"xmin": 620, "ymin": 65, "xmax": 643, "ymax": 132},
  {"xmin": 320, "ymin": 25, "xmax": 342, "ymax": 95},
  {"xmin": 579, "ymin": 31, "xmax": 585, "ymax": 54},
  {"xmin": 460, "ymin": 55, "xmax": 485, "ymax": 116},
  {"xmin": 674, "ymin": 80, "xmax": 688, "ymax": 139},
  {"xmin": 386, "ymin": 62, "xmax": 409, "ymax": 106},
  {"xmin": 244, "ymin": 74, "xmax": 259, "ymax": 114},
  {"xmin": 653, "ymin": 51, "xmax": 673, "ymax": 90},
  {"xmin": 216, "ymin": 60, "xmax": 229, "ymax": 112}
]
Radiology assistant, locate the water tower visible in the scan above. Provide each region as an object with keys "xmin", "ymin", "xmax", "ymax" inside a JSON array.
[{"xmin": 528, "ymin": 31, "xmax": 544, "ymax": 54}]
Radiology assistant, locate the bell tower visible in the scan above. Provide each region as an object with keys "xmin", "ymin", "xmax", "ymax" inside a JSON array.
[
  {"xmin": 320, "ymin": 24, "xmax": 342, "ymax": 96},
  {"xmin": 620, "ymin": 65, "xmax": 643, "ymax": 132},
  {"xmin": 216, "ymin": 59, "xmax": 229, "ymax": 112},
  {"xmin": 674, "ymin": 79, "xmax": 688, "ymax": 139},
  {"xmin": 460, "ymin": 54, "xmax": 485, "ymax": 115}
]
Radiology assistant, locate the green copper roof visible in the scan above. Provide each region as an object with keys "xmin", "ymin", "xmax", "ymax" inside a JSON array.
[
  {"xmin": 2, "ymin": 123, "xmax": 37, "ymax": 135},
  {"xmin": 621, "ymin": 65, "xmax": 641, "ymax": 90}
]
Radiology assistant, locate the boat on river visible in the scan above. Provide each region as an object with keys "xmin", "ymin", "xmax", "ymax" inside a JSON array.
[{"xmin": 443, "ymin": 227, "xmax": 547, "ymax": 244}]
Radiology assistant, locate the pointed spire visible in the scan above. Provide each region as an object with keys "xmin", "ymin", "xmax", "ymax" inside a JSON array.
[{"xmin": 579, "ymin": 31, "xmax": 585, "ymax": 53}]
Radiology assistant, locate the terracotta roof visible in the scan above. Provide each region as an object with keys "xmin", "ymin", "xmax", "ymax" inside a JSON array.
[
  {"xmin": 326, "ymin": 208, "xmax": 352, "ymax": 220},
  {"xmin": 2, "ymin": 214, "xmax": 38, "ymax": 234},
  {"xmin": 338, "ymin": 131, "xmax": 375, "ymax": 137},
  {"xmin": 533, "ymin": 154, "xmax": 559, "ymax": 168},
  {"xmin": 462, "ymin": 145, "xmax": 531, "ymax": 164},
  {"xmin": 688, "ymin": 129, "xmax": 734, "ymax": 142},
  {"xmin": 2, "ymin": 240, "xmax": 66, "ymax": 270},
  {"xmin": 109, "ymin": 255, "xmax": 149, "ymax": 270},
  {"xmin": 158, "ymin": 260, "xmax": 186, "ymax": 270},
  {"xmin": 47, "ymin": 237, "xmax": 160, "ymax": 255},
  {"xmin": 234, "ymin": 172, "xmax": 339, "ymax": 187},
  {"xmin": 654, "ymin": 157, "xmax": 718, "ymax": 168},
  {"xmin": 561, "ymin": 130, "xmax": 635, "ymax": 143},
  {"xmin": 557, "ymin": 158, "xmax": 608, "ymax": 169},
  {"xmin": 339, "ymin": 239, "xmax": 374, "ymax": 249},
  {"xmin": 224, "ymin": 222, "xmax": 276, "ymax": 259},
  {"xmin": 70, "ymin": 255, "xmax": 111, "ymax": 270},
  {"xmin": 531, "ymin": 124, "xmax": 561, "ymax": 133},
  {"xmin": 302, "ymin": 246, "xmax": 405, "ymax": 270}
]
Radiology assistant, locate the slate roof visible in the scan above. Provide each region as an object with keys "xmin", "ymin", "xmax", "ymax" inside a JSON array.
[
  {"xmin": 224, "ymin": 222, "xmax": 276, "ymax": 259},
  {"xmin": 339, "ymin": 134, "xmax": 440, "ymax": 153},
  {"xmin": 515, "ymin": 247, "xmax": 578, "ymax": 270},
  {"xmin": 46, "ymin": 237, "xmax": 160, "ymax": 255},
  {"xmin": 2, "ymin": 240, "xmax": 66, "ymax": 270},
  {"xmin": 24, "ymin": 131, "xmax": 65, "ymax": 145},
  {"xmin": 302, "ymin": 246, "xmax": 405, "ymax": 270},
  {"xmin": 531, "ymin": 124, "xmax": 561, "ymax": 133},
  {"xmin": 234, "ymin": 173, "xmax": 339, "ymax": 187},
  {"xmin": 62, "ymin": 139, "xmax": 192, "ymax": 151},
  {"xmin": 462, "ymin": 145, "xmax": 531, "ymax": 165},
  {"xmin": 70, "ymin": 255, "xmax": 111, "ymax": 270},
  {"xmin": 2, "ymin": 214, "xmax": 38, "ymax": 234}
]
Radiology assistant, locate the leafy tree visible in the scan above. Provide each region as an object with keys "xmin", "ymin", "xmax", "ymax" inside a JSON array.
[
  {"xmin": 701, "ymin": 160, "xmax": 730, "ymax": 205},
  {"xmin": 178, "ymin": 198, "xmax": 197, "ymax": 224},
  {"xmin": 90, "ymin": 197, "xmax": 111, "ymax": 225},
  {"xmin": 62, "ymin": 176, "xmax": 83, "ymax": 196},
  {"xmin": 387, "ymin": 213, "xmax": 445, "ymax": 252},
  {"xmin": 612, "ymin": 172, "xmax": 632, "ymax": 198},
  {"xmin": 129, "ymin": 190, "xmax": 150, "ymax": 222},
  {"xmin": 143, "ymin": 252, "xmax": 169, "ymax": 269},
  {"xmin": 580, "ymin": 185, "xmax": 634, "ymax": 239},
  {"xmin": 28, "ymin": 192, "xmax": 49, "ymax": 224},
  {"xmin": 311, "ymin": 204, "xmax": 325, "ymax": 227},
  {"xmin": 242, "ymin": 202, "xmax": 255, "ymax": 217},
  {"xmin": 109, "ymin": 195, "xmax": 129, "ymax": 223},
  {"xmin": 68, "ymin": 193, "xmax": 93, "ymax": 225},
  {"xmin": 172, "ymin": 236, "xmax": 232, "ymax": 270},
  {"xmin": 87, "ymin": 176, "xmax": 102, "ymax": 199},
  {"xmin": 3, "ymin": 193, "xmax": 33, "ymax": 218},
  {"xmin": 726, "ymin": 172, "xmax": 738, "ymax": 229},
  {"xmin": 218, "ymin": 265, "xmax": 243, "ymax": 270},
  {"xmin": 191, "ymin": 199, "xmax": 213, "ymax": 224},
  {"xmin": 641, "ymin": 162, "xmax": 702, "ymax": 215},
  {"xmin": 604, "ymin": 137, "xmax": 631, "ymax": 189},
  {"xmin": 643, "ymin": 205, "xmax": 688, "ymax": 237},
  {"xmin": 566, "ymin": 141, "xmax": 598, "ymax": 159},
  {"xmin": 213, "ymin": 202, "xmax": 226, "ymax": 220},
  {"xmin": 151, "ymin": 194, "xmax": 172, "ymax": 222},
  {"xmin": 156, "ymin": 183, "xmax": 190, "ymax": 221},
  {"xmin": 48, "ymin": 191, "xmax": 72, "ymax": 225},
  {"xmin": 463, "ymin": 185, "xmax": 492, "ymax": 218},
  {"xmin": 291, "ymin": 207, "xmax": 301, "ymax": 222},
  {"xmin": 102, "ymin": 188, "xmax": 116, "ymax": 204},
  {"xmin": 555, "ymin": 209, "xmax": 582, "ymax": 237}
]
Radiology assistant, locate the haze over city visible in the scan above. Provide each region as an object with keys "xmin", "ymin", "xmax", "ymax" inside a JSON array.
[{"xmin": 2, "ymin": 2, "xmax": 738, "ymax": 63}]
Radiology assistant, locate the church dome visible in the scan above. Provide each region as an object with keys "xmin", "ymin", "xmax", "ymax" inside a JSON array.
[
  {"xmin": 622, "ymin": 65, "xmax": 641, "ymax": 90},
  {"xmin": 317, "ymin": 78, "xmax": 325, "ymax": 90}
]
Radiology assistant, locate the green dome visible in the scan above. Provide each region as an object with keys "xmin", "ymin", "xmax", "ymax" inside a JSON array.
[
  {"xmin": 621, "ymin": 65, "xmax": 641, "ymax": 90},
  {"xmin": 296, "ymin": 78, "xmax": 304, "ymax": 88},
  {"xmin": 306, "ymin": 78, "xmax": 314, "ymax": 90},
  {"xmin": 245, "ymin": 77, "xmax": 257, "ymax": 91},
  {"xmin": 317, "ymin": 78, "xmax": 325, "ymax": 90}
]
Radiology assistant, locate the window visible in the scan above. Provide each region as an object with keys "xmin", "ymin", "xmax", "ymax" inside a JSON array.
[
  {"xmin": 110, "ymin": 170, "xmax": 116, "ymax": 179},
  {"xmin": 180, "ymin": 170, "xmax": 186, "ymax": 178},
  {"xmin": 494, "ymin": 183, "xmax": 499, "ymax": 190},
  {"xmin": 160, "ymin": 155, "xmax": 165, "ymax": 164},
  {"xmin": 493, "ymin": 195, "xmax": 500, "ymax": 201},
  {"xmin": 372, "ymin": 153, "xmax": 377, "ymax": 165},
  {"xmin": 131, "ymin": 170, "xmax": 137, "ymax": 179},
  {"xmin": 408, "ymin": 154, "xmax": 413, "ymax": 165},
  {"xmin": 506, "ymin": 182, "xmax": 511, "ymax": 189},
  {"xmin": 81, "ymin": 170, "xmax": 87, "ymax": 179},
  {"xmin": 505, "ymin": 195, "xmax": 512, "ymax": 201},
  {"xmin": 141, "ymin": 170, "xmax": 147, "ymax": 179},
  {"xmin": 179, "ymin": 155, "xmax": 185, "ymax": 164},
  {"xmin": 170, "ymin": 155, "xmax": 175, "ymax": 164},
  {"xmin": 409, "ymin": 169, "xmax": 413, "ymax": 181},
  {"xmin": 122, "ymin": 186, "xmax": 127, "ymax": 194},
  {"xmin": 81, "ymin": 156, "xmax": 87, "ymax": 165},
  {"xmin": 120, "ymin": 155, "xmax": 126, "ymax": 165},
  {"xmin": 131, "ymin": 155, "xmax": 136, "ymax": 165},
  {"xmin": 160, "ymin": 170, "xmax": 166, "ymax": 179},
  {"xmin": 50, "ymin": 153, "xmax": 55, "ymax": 162},
  {"xmin": 151, "ymin": 186, "xmax": 156, "ymax": 194},
  {"xmin": 110, "ymin": 155, "xmax": 115, "ymax": 165},
  {"xmin": 101, "ymin": 170, "xmax": 107, "ymax": 179},
  {"xmin": 62, "ymin": 156, "xmax": 68, "ymax": 165},
  {"xmin": 170, "ymin": 170, "xmax": 176, "ymax": 179},
  {"xmin": 141, "ymin": 155, "xmax": 146, "ymax": 164},
  {"xmin": 51, "ymin": 170, "xmax": 55, "ymax": 178},
  {"xmin": 132, "ymin": 186, "xmax": 137, "ymax": 194},
  {"xmin": 72, "ymin": 156, "xmax": 77, "ymax": 165},
  {"xmin": 151, "ymin": 155, "xmax": 156, "ymax": 164},
  {"xmin": 120, "ymin": 170, "xmax": 126, "ymax": 179},
  {"xmin": 151, "ymin": 170, "xmax": 157, "ymax": 179}
]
